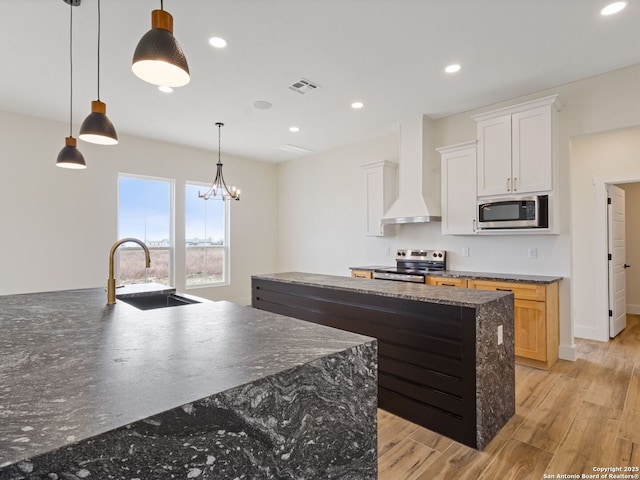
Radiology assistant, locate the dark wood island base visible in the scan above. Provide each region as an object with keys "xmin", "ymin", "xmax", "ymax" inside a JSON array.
[{"xmin": 252, "ymin": 272, "xmax": 515, "ymax": 450}]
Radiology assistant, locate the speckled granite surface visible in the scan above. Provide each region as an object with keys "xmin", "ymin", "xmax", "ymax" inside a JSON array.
[
  {"xmin": 0, "ymin": 288, "xmax": 377, "ymax": 477},
  {"xmin": 475, "ymin": 295, "xmax": 515, "ymax": 449},
  {"xmin": 253, "ymin": 273, "xmax": 515, "ymax": 450},
  {"xmin": 255, "ymin": 272, "xmax": 512, "ymax": 307},
  {"xmin": 349, "ymin": 267, "xmax": 561, "ymax": 284}
]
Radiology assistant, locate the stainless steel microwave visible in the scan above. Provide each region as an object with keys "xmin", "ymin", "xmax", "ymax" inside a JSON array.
[{"xmin": 477, "ymin": 195, "xmax": 549, "ymax": 229}]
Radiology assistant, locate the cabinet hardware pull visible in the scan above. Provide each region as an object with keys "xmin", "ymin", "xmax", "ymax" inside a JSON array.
[
  {"xmin": 496, "ymin": 287, "xmax": 513, "ymax": 292},
  {"xmin": 513, "ymin": 177, "xmax": 518, "ymax": 191},
  {"xmin": 472, "ymin": 219, "xmax": 476, "ymax": 232},
  {"xmin": 507, "ymin": 177, "xmax": 511, "ymax": 192}
]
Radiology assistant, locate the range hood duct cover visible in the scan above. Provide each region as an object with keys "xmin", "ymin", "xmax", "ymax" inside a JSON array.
[{"xmin": 381, "ymin": 115, "xmax": 441, "ymax": 224}]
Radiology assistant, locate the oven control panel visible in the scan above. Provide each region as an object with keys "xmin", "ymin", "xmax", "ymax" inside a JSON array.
[{"xmin": 396, "ymin": 250, "xmax": 446, "ymax": 262}]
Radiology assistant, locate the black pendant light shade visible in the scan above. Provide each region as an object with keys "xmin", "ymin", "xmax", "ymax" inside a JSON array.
[
  {"xmin": 79, "ymin": 100, "xmax": 118, "ymax": 145},
  {"xmin": 132, "ymin": 9, "xmax": 190, "ymax": 87},
  {"xmin": 79, "ymin": 0, "xmax": 118, "ymax": 145},
  {"xmin": 57, "ymin": 136, "xmax": 86, "ymax": 169},
  {"xmin": 57, "ymin": 0, "xmax": 85, "ymax": 169}
]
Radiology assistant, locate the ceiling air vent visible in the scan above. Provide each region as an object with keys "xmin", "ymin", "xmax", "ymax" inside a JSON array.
[
  {"xmin": 288, "ymin": 78, "xmax": 320, "ymax": 95},
  {"xmin": 279, "ymin": 144, "xmax": 314, "ymax": 154}
]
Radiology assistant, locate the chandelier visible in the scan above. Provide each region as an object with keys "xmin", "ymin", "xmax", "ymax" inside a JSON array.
[{"xmin": 199, "ymin": 123, "xmax": 240, "ymax": 201}]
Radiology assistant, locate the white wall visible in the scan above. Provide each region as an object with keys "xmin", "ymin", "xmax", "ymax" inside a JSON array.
[
  {"xmin": 277, "ymin": 63, "xmax": 640, "ymax": 358},
  {"xmin": 619, "ymin": 182, "xmax": 640, "ymax": 314},
  {"xmin": 571, "ymin": 127, "xmax": 640, "ymax": 339},
  {"xmin": 0, "ymin": 110, "xmax": 278, "ymax": 304}
]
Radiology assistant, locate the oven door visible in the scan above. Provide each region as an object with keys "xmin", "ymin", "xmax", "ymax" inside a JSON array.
[
  {"xmin": 373, "ymin": 271, "xmax": 426, "ymax": 283},
  {"xmin": 477, "ymin": 195, "xmax": 547, "ymax": 229}
]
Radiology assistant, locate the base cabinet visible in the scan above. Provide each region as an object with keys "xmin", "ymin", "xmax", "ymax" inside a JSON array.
[{"xmin": 467, "ymin": 279, "xmax": 559, "ymax": 369}]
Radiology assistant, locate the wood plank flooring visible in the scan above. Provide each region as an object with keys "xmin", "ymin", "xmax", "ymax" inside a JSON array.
[{"xmin": 378, "ymin": 314, "xmax": 640, "ymax": 480}]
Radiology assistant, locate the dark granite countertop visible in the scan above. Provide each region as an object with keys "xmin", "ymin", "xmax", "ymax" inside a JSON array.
[
  {"xmin": 0, "ymin": 288, "xmax": 373, "ymax": 467},
  {"xmin": 425, "ymin": 270, "xmax": 562, "ymax": 284},
  {"xmin": 253, "ymin": 272, "xmax": 511, "ymax": 307},
  {"xmin": 349, "ymin": 266, "xmax": 561, "ymax": 284},
  {"xmin": 349, "ymin": 265, "xmax": 393, "ymax": 271}
]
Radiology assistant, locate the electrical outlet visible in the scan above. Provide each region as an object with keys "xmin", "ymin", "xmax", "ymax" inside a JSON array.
[
  {"xmin": 497, "ymin": 325, "xmax": 503, "ymax": 345},
  {"xmin": 462, "ymin": 247, "xmax": 470, "ymax": 257},
  {"xmin": 528, "ymin": 248, "xmax": 537, "ymax": 259},
  {"xmin": 384, "ymin": 247, "xmax": 391, "ymax": 255}
]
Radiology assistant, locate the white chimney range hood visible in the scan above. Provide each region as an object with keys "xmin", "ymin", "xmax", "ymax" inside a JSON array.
[{"xmin": 381, "ymin": 115, "xmax": 441, "ymax": 224}]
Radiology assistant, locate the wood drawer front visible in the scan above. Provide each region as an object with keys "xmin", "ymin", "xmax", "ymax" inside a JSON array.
[
  {"xmin": 426, "ymin": 277, "xmax": 468, "ymax": 288},
  {"xmin": 351, "ymin": 270, "xmax": 373, "ymax": 279},
  {"xmin": 468, "ymin": 279, "xmax": 545, "ymax": 301}
]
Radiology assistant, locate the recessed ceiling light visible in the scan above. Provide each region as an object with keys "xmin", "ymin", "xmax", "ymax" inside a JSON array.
[
  {"xmin": 601, "ymin": 1, "xmax": 627, "ymax": 15},
  {"xmin": 209, "ymin": 37, "xmax": 227, "ymax": 48},
  {"xmin": 253, "ymin": 100, "xmax": 272, "ymax": 110},
  {"xmin": 351, "ymin": 102, "xmax": 364, "ymax": 109},
  {"xmin": 158, "ymin": 85, "xmax": 173, "ymax": 93},
  {"xmin": 445, "ymin": 64, "xmax": 461, "ymax": 74},
  {"xmin": 289, "ymin": 126, "xmax": 300, "ymax": 132}
]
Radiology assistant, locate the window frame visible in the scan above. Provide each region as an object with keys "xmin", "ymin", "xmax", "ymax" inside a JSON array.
[
  {"xmin": 184, "ymin": 180, "xmax": 231, "ymax": 289},
  {"xmin": 117, "ymin": 173, "xmax": 175, "ymax": 287}
]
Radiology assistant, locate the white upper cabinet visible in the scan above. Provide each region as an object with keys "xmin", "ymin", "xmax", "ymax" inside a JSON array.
[
  {"xmin": 362, "ymin": 161, "xmax": 397, "ymax": 236},
  {"xmin": 438, "ymin": 141, "xmax": 477, "ymax": 235},
  {"xmin": 476, "ymin": 114, "xmax": 511, "ymax": 196},
  {"xmin": 473, "ymin": 95, "xmax": 558, "ymax": 197}
]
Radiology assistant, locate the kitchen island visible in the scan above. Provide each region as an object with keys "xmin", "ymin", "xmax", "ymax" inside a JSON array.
[
  {"xmin": 0, "ymin": 288, "xmax": 377, "ymax": 479},
  {"xmin": 252, "ymin": 272, "xmax": 515, "ymax": 450}
]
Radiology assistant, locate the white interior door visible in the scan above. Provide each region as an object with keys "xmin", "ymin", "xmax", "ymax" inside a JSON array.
[{"xmin": 608, "ymin": 184, "xmax": 627, "ymax": 338}]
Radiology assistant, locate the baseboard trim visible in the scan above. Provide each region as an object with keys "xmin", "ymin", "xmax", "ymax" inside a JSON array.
[
  {"xmin": 558, "ymin": 344, "xmax": 577, "ymax": 362},
  {"xmin": 626, "ymin": 304, "xmax": 640, "ymax": 315},
  {"xmin": 574, "ymin": 325, "xmax": 609, "ymax": 342}
]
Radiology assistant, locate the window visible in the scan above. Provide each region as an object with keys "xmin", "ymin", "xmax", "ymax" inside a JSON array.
[
  {"xmin": 118, "ymin": 175, "xmax": 173, "ymax": 285},
  {"xmin": 185, "ymin": 183, "xmax": 229, "ymax": 287}
]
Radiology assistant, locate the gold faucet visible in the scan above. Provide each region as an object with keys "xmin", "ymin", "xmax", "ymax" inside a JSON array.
[{"xmin": 107, "ymin": 238, "xmax": 151, "ymax": 305}]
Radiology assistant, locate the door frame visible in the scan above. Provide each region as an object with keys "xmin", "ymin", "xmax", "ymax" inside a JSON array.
[{"xmin": 594, "ymin": 172, "xmax": 640, "ymax": 341}]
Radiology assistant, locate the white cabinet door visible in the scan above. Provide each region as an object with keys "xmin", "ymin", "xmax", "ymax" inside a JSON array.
[
  {"xmin": 512, "ymin": 105, "xmax": 552, "ymax": 194},
  {"xmin": 476, "ymin": 114, "xmax": 512, "ymax": 197},
  {"xmin": 363, "ymin": 161, "xmax": 397, "ymax": 236},
  {"xmin": 439, "ymin": 142, "xmax": 477, "ymax": 235}
]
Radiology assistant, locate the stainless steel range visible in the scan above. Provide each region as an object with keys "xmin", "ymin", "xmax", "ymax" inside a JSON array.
[{"xmin": 373, "ymin": 250, "xmax": 446, "ymax": 283}]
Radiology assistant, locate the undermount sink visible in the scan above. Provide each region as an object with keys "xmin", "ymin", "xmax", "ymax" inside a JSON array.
[{"xmin": 118, "ymin": 292, "xmax": 201, "ymax": 310}]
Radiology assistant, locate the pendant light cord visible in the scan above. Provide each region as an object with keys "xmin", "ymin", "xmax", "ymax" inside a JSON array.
[
  {"xmin": 218, "ymin": 123, "xmax": 222, "ymax": 163},
  {"xmin": 160, "ymin": 0, "xmax": 164, "ymax": 11},
  {"xmin": 97, "ymin": 0, "xmax": 101, "ymax": 100},
  {"xmin": 69, "ymin": 1, "xmax": 73, "ymax": 137}
]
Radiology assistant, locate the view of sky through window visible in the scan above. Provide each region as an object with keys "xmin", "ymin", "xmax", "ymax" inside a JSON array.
[
  {"xmin": 185, "ymin": 184, "xmax": 225, "ymax": 245},
  {"xmin": 118, "ymin": 176, "xmax": 171, "ymax": 245}
]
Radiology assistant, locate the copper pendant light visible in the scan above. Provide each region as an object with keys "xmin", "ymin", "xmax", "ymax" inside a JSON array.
[
  {"xmin": 57, "ymin": 0, "xmax": 86, "ymax": 169},
  {"xmin": 131, "ymin": 0, "xmax": 190, "ymax": 87},
  {"xmin": 79, "ymin": 0, "xmax": 118, "ymax": 145}
]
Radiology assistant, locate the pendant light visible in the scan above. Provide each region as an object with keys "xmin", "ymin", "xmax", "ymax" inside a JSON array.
[
  {"xmin": 57, "ymin": 0, "xmax": 86, "ymax": 169},
  {"xmin": 131, "ymin": 0, "xmax": 190, "ymax": 87},
  {"xmin": 79, "ymin": 0, "xmax": 118, "ymax": 145},
  {"xmin": 199, "ymin": 123, "xmax": 241, "ymax": 201}
]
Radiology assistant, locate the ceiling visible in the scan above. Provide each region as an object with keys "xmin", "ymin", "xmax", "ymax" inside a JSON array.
[{"xmin": 1, "ymin": 0, "xmax": 639, "ymax": 162}]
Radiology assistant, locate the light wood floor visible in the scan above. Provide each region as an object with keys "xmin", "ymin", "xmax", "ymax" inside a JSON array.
[{"xmin": 378, "ymin": 314, "xmax": 640, "ymax": 480}]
